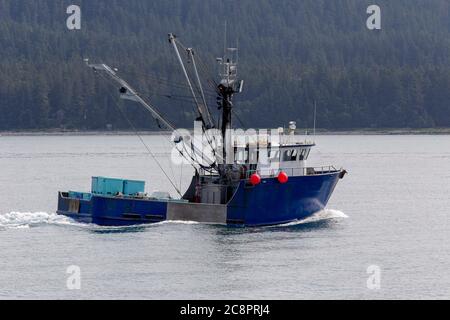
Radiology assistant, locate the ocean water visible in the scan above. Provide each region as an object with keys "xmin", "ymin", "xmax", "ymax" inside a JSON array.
[{"xmin": 0, "ymin": 134, "xmax": 449, "ymax": 300}]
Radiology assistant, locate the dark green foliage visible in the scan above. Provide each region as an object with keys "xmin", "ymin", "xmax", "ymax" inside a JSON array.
[{"xmin": 1, "ymin": 0, "xmax": 450, "ymax": 130}]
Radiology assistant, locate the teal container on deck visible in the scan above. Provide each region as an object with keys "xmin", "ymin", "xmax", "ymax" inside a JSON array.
[
  {"xmin": 91, "ymin": 177, "xmax": 124, "ymax": 196},
  {"xmin": 91, "ymin": 177, "xmax": 145, "ymax": 196},
  {"xmin": 123, "ymin": 179, "xmax": 145, "ymax": 196}
]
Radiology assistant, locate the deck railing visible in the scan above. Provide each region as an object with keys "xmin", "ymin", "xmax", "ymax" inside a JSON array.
[
  {"xmin": 245, "ymin": 166, "xmax": 339, "ymax": 179},
  {"xmin": 198, "ymin": 166, "xmax": 339, "ymax": 180}
]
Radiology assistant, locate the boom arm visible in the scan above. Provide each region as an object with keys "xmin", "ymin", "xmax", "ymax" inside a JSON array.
[
  {"xmin": 168, "ymin": 34, "xmax": 215, "ymax": 130},
  {"xmin": 84, "ymin": 59, "xmax": 221, "ymax": 169},
  {"xmin": 84, "ymin": 59, "xmax": 176, "ymax": 132}
]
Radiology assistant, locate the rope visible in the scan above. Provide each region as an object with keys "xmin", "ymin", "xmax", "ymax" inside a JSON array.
[
  {"xmin": 115, "ymin": 102, "xmax": 182, "ymax": 197},
  {"xmin": 95, "ymin": 57, "xmax": 220, "ymax": 173},
  {"xmin": 170, "ymin": 39, "xmax": 221, "ymax": 169},
  {"xmin": 97, "ymin": 71, "xmax": 219, "ymax": 174},
  {"xmin": 232, "ymin": 109, "xmax": 246, "ymax": 128},
  {"xmin": 97, "ymin": 73, "xmax": 183, "ymax": 197},
  {"xmin": 122, "ymin": 69, "xmax": 218, "ymax": 96}
]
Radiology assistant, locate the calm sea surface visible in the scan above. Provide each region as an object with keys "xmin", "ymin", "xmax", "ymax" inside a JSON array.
[{"xmin": 0, "ymin": 134, "xmax": 449, "ymax": 299}]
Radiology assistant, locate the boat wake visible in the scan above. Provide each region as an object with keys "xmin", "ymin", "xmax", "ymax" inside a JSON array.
[
  {"xmin": 0, "ymin": 211, "xmax": 199, "ymax": 231},
  {"xmin": 275, "ymin": 209, "xmax": 349, "ymax": 228},
  {"xmin": 0, "ymin": 209, "xmax": 347, "ymax": 231},
  {"xmin": 0, "ymin": 211, "xmax": 81, "ymax": 230},
  {"xmin": 159, "ymin": 220, "xmax": 200, "ymax": 225}
]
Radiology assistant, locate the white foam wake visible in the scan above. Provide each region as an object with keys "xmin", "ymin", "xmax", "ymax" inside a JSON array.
[
  {"xmin": 0, "ymin": 209, "xmax": 348, "ymax": 230},
  {"xmin": 0, "ymin": 212, "xmax": 78, "ymax": 230},
  {"xmin": 160, "ymin": 220, "xmax": 200, "ymax": 225},
  {"xmin": 276, "ymin": 209, "xmax": 349, "ymax": 227}
]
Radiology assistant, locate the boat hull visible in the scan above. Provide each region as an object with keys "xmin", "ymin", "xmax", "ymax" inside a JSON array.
[
  {"xmin": 227, "ymin": 171, "xmax": 341, "ymax": 226},
  {"xmin": 57, "ymin": 171, "xmax": 342, "ymax": 227}
]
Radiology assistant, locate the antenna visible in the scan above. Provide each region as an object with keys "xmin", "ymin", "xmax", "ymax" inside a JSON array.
[
  {"xmin": 224, "ymin": 20, "xmax": 227, "ymax": 59},
  {"xmin": 236, "ymin": 36, "xmax": 239, "ymax": 69},
  {"xmin": 313, "ymin": 100, "xmax": 317, "ymax": 142}
]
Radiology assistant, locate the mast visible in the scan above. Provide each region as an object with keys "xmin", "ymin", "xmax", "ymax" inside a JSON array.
[
  {"xmin": 167, "ymin": 33, "xmax": 244, "ymax": 171},
  {"xmin": 85, "ymin": 30, "xmax": 247, "ymax": 182},
  {"xmin": 217, "ymin": 47, "xmax": 243, "ymax": 163}
]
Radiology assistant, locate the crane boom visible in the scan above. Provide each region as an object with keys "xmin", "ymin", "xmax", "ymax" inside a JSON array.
[
  {"xmin": 84, "ymin": 59, "xmax": 222, "ymax": 169},
  {"xmin": 168, "ymin": 34, "xmax": 215, "ymax": 130}
]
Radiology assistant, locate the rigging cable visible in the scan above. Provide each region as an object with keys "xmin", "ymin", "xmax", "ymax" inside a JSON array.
[
  {"xmin": 98, "ymin": 71, "xmax": 218, "ymax": 172},
  {"xmin": 171, "ymin": 39, "xmax": 221, "ymax": 168},
  {"xmin": 97, "ymin": 73, "xmax": 184, "ymax": 197},
  {"xmin": 232, "ymin": 109, "xmax": 246, "ymax": 129},
  {"xmin": 122, "ymin": 68, "xmax": 218, "ymax": 96},
  {"xmin": 102, "ymin": 58, "xmax": 221, "ymax": 172}
]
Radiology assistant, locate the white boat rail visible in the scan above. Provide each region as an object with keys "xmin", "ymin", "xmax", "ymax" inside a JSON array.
[
  {"xmin": 247, "ymin": 166, "xmax": 339, "ymax": 178},
  {"xmin": 199, "ymin": 166, "xmax": 340, "ymax": 179}
]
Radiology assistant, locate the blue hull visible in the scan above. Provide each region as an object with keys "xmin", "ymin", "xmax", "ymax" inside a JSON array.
[
  {"xmin": 57, "ymin": 172, "xmax": 341, "ymax": 227},
  {"xmin": 227, "ymin": 172, "xmax": 341, "ymax": 226}
]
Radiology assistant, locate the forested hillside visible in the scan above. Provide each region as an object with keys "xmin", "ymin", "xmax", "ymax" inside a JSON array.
[{"xmin": 1, "ymin": 0, "xmax": 450, "ymax": 130}]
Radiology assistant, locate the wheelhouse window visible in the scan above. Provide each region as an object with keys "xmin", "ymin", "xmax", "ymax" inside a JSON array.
[
  {"xmin": 282, "ymin": 150, "xmax": 291, "ymax": 161},
  {"xmin": 281, "ymin": 147, "xmax": 312, "ymax": 162},
  {"xmin": 282, "ymin": 149, "xmax": 298, "ymax": 162},
  {"xmin": 299, "ymin": 148, "xmax": 311, "ymax": 161},
  {"xmin": 291, "ymin": 149, "xmax": 298, "ymax": 161}
]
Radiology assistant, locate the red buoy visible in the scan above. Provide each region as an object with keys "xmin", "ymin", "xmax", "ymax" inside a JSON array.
[
  {"xmin": 278, "ymin": 171, "xmax": 289, "ymax": 184},
  {"xmin": 250, "ymin": 173, "xmax": 261, "ymax": 186}
]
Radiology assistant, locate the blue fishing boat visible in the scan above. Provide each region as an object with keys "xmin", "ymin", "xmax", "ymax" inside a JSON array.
[{"xmin": 57, "ymin": 34, "xmax": 346, "ymax": 227}]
